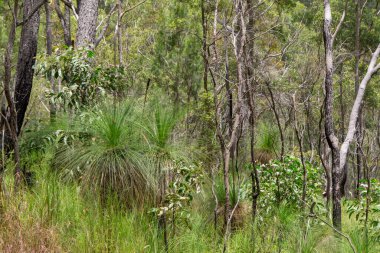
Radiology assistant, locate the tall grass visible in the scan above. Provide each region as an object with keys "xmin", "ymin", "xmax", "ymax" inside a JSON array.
[{"xmin": 1, "ymin": 158, "xmax": 379, "ymax": 253}]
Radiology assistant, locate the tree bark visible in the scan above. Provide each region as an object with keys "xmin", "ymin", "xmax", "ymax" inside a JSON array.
[
  {"xmin": 324, "ymin": 0, "xmax": 380, "ymax": 230},
  {"xmin": 55, "ymin": 0, "xmax": 72, "ymax": 47},
  {"xmin": 201, "ymin": 0, "xmax": 208, "ymax": 92},
  {"xmin": 45, "ymin": 2, "xmax": 56, "ymax": 121},
  {"xmin": 14, "ymin": 0, "xmax": 41, "ymax": 134},
  {"xmin": 340, "ymin": 44, "xmax": 380, "ymax": 171},
  {"xmin": 2, "ymin": 0, "xmax": 20, "ymax": 175},
  {"xmin": 354, "ymin": 0, "xmax": 363, "ymax": 197},
  {"xmin": 76, "ymin": 0, "xmax": 99, "ymax": 48},
  {"xmin": 266, "ymin": 82, "xmax": 285, "ymax": 160},
  {"xmin": 323, "ymin": 0, "xmax": 342, "ymax": 229},
  {"xmin": 246, "ymin": 0, "xmax": 259, "ymax": 226},
  {"xmin": 293, "ymin": 93, "xmax": 307, "ymax": 211}
]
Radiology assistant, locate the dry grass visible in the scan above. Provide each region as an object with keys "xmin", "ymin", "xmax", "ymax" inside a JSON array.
[{"xmin": 0, "ymin": 202, "xmax": 62, "ymax": 253}]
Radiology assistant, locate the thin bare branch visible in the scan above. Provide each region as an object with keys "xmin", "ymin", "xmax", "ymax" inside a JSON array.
[{"xmin": 95, "ymin": 4, "xmax": 118, "ymax": 47}]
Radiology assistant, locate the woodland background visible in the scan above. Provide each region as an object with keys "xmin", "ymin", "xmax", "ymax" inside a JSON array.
[{"xmin": 0, "ymin": 0, "xmax": 380, "ymax": 252}]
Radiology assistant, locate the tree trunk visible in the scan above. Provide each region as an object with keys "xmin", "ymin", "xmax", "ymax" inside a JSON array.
[
  {"xmin": 45, "ymin": 2, "xmax": 56, "ymax": 121},
  {"xmin": 266, "ymin": 82, "xmax": 285, "ymax": 160},
  {"xmin": 324, "ymin": 0, "xmax": 380, "ymax": 230},
  {"xmin": 14, "ymin": 0, "xmax": 41, "ymax": 134},
  {"xmin": 293, "ymin": 94, "xmax": 307, "ymax": 211},
  {"xmin": 76, "ymin": 0, "xmax": 99, "ymax": 48},
  {"xmin": 323, "ymin": 0, "xmax": 342, "ymax": 230},
  {"xmin": 354, "ymin": 0, "xmax": 363, "ymax": 197},
  {"xmin": 117, "ymin": 0, "xmax": 123, "ymax": 65},
  {"xmin": 55, "ymin": 0, "xmax": 72, "ymax": 47},
  {"xmin": 201, "ymin": 0, "xmax": 208, "ymax": 92},
  {"xmin": 3, "ymin": 0, "xmax": 24, "ymax": 189},
  {"xmin": 246, "ymin": 0, "xmax": 259, "ymax": 226}
]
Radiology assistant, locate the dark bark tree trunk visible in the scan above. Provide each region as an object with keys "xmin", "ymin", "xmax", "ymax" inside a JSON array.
[
  {"xmin": 2, "ymin": 0, "xmax": 20, "ymax": 185},
  {"xmin": 246, "ymin": 0, "xmax": 259, "ymax": 226},
  {"xmin": 45, "ymin": 2, "xmax": 56, "ymax": 120},
  {"xmin": 76, "ymin": 0, "xmax": 99, "ymax": 48},
  {"xmin": 323, "ymin": 0, "xmax": 342, "ymax": 230},
  {"xmin": 64, "ymin": 5, "xmax": 72, "ymax": 46},
  {"xmin": 201, "ymin": 0, "xmax": 208, "ymax": 92},
  {"xmin": 293, "ymin": 94, "xmax": 307, "ymax": 211},
  {"xmin": 14, "ymin": 0, "xmax": 41, "ymax": 134},
  {"xmin": 266, "ymin": 82, "xmax": 285, "ymax": 160},
  {"xmin": 55, "ymin": 0, "xmax": 72, "ymax": 47},
  {"xmin": 354, "ymin": 0, "xmax": 363, "ymax": 197}
]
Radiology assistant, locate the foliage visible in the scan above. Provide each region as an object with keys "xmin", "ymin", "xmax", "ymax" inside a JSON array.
[
  {"xmin": 150, "ymin": 161, "xmax": 204, "ymax": 226},
  {"xmin": 1, "ymin": 150, "xmax": 379, "ymax": 253},
  {"xmin": 35, "ymin": 47, "xmax": 128, "ymax": 110},
  {"xmin": 2, "ymin": 0, "xmax": 380, "ymax": 251},
  {"xmin": 346, "ymin": 179, "xmax": 380, "ymax": 242},
  {"xmin": 21, "ymin": 114, "xmax": 86, "ymax": 153},
  {"xmin": 143, "ymin": 102, "xmax": 181, "ymax": 159},
  {"xmin": 257, "ymin": 155, "xmax": 323, "ymax": 212},
  {"xmin": 193, "ymin": 92, "xmax": 218, "ymax": 164},
  {"xmin": 213, "ymin": 174, "xmax": 251, "ymax": 208}
]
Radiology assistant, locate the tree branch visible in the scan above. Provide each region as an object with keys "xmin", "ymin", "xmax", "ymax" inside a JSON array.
[
  {"xmin": 340, "ymin": 43, "xmax": 380, "ymax": 170},
  {"xmin": 95, "ymin": 4, "xmax": 118, "ymax": 47},
  {"xmin": 60, "ymin": 0, "xmax": 78, "ymax": 20},
  {"xmin": 120, "ymin": 0, "xmax": 147, "ymax": 20},
  {"xmin": 331, "ymin": 0, "xmax": 347, "ymax": 45}
]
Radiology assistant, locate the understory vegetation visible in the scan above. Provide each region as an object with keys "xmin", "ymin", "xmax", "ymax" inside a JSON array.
[{"xmin": 1, "ymin": 133, "xmax": 379, "ymax": 252}]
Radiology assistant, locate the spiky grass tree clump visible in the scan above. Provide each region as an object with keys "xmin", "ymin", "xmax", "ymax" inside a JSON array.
[
  {"xmin": 141, "ymin": 102, "xmax": 185, "ymax": 251},
  {"xmin": 255, "ymin": 122, "xmax": 280, "ymax": 164},
  {"xmin": 141, "ymin": 102, "xmax": 188, "ymax": 187},
  {"xmin": 144, "ymin": 104, "xmax": 182, "ymax": 163},
  {"xmin": 54, "ymin": 104, "xmax": 155, "ymax": 208}
]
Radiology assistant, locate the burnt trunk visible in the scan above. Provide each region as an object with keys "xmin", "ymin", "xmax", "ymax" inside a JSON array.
[
  {"xmin": 64, "ymin": 5, "xmax": 72, "ymax": 46},
  {"xmin": 14, "ymin": 0, "xmax": 41, "ymax": 134}
]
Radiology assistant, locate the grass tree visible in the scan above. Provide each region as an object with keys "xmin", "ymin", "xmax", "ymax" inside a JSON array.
[
  {"xmin": 53, "ymin": 103, "xmax": 155, "ymax": 208},
  {"xmin": 142, "ymin": 102, "xmax": 182, "ymax": 252}
]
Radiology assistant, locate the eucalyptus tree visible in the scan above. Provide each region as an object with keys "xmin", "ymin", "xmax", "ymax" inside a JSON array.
[
  {"xmin": 2, "ymin": 0, "xmax": 44, "ymax": 187},
  {"xmin": 323, "ymin": 0, "xmax": 380, "ymax": 230},
  {"xmin": 76, "ymin": 0, "xmax": 100, "ymax": 48},
  {"xmin": 14, "ymin": 0, "xmax": 43, "ymax": 134}
]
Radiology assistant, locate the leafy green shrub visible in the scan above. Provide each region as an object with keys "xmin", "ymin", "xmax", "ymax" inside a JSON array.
[
  {"xmin": 346, "ymin": 179, "xmax": 380, "ymax": 242},
  {"xmin": 35, "ymin": 47, "xmax": 128, "ymax": 110},
  {"xmin": 150, "ymin": 161, "xmax": 204, "ymax": 227},
  {"xmin": 257, "ymin": 155, "xmax": 323, "ymax": 212}
]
